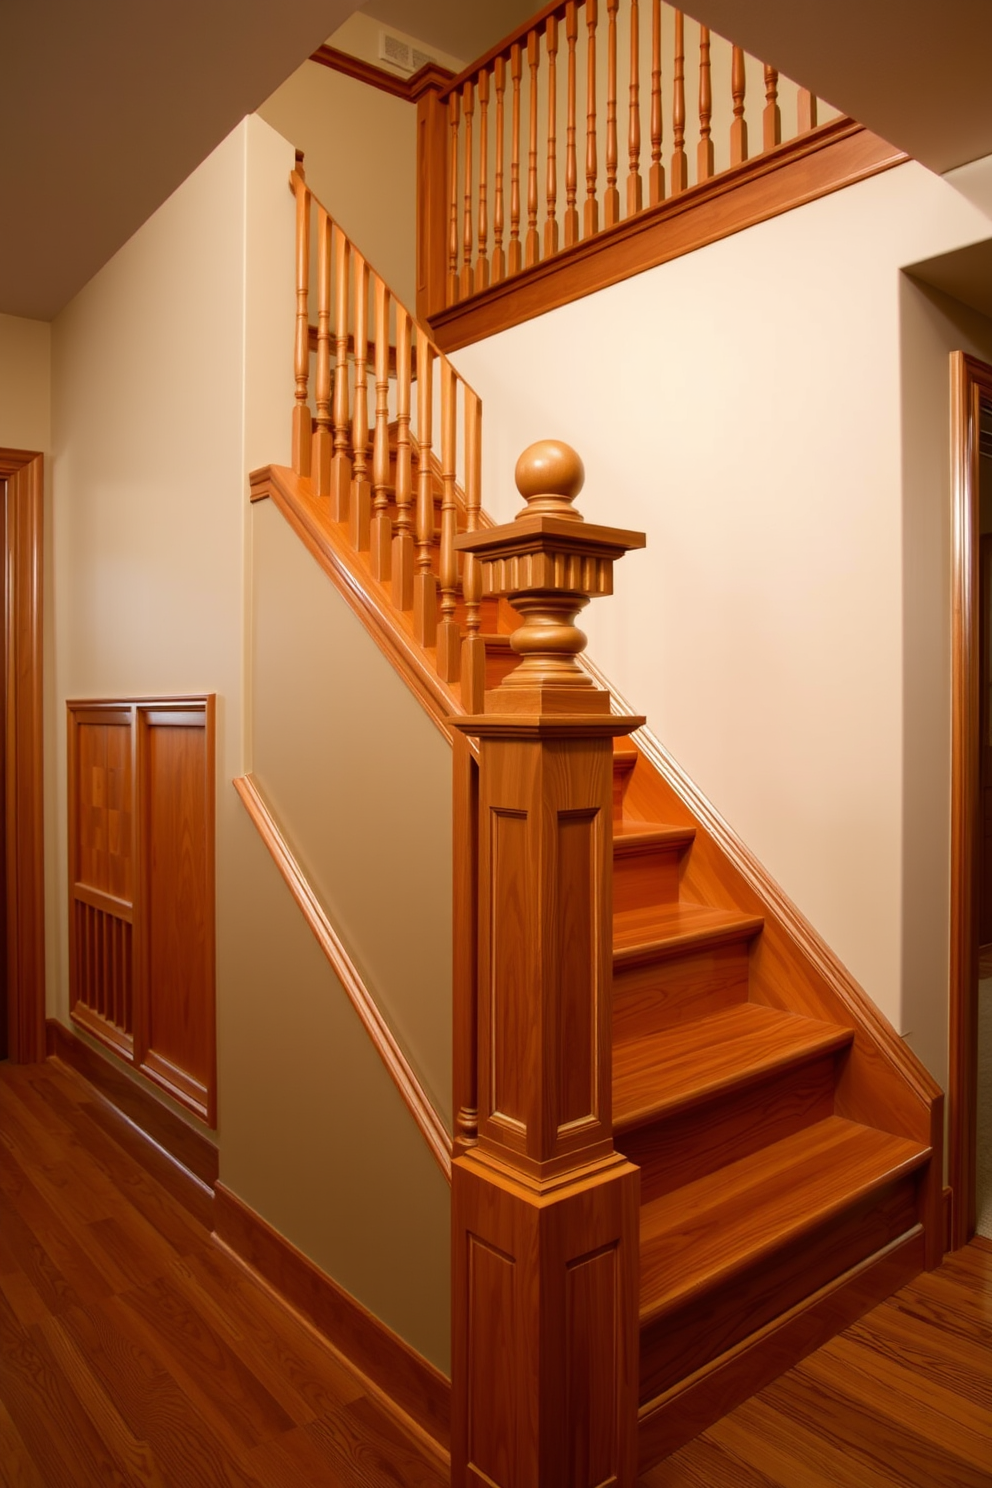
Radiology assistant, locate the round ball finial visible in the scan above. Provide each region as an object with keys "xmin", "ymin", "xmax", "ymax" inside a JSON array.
[{"xmin": 514, "ymin": 440, "xmax": 585, "ymax": 522}]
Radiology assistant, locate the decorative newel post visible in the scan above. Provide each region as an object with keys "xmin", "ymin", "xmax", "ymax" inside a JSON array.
[{"xmin": 451, "ymin": 441, "xmax": 645, "ymax": 1488}]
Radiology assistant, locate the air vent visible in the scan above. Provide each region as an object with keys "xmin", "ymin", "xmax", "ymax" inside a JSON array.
[{"xmin": 378, "ymin": 29, "xmax": 435, "ymax": 75}]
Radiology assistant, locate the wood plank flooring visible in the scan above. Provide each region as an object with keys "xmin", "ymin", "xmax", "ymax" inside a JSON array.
[{"xmin": 2, "ymin": 1056, "xmax": 990, "ymax": 1487}]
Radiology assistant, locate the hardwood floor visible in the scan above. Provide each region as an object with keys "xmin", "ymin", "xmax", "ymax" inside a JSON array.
[{"xmin": 1, "ymin": 1056, "xmax": 989, "ymax": 1487}]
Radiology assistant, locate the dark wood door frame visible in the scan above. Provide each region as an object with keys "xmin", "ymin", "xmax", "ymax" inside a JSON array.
[
  {"xmin": 0, "ymin": 448, "xmax": 46, "ymax": 1063},
  {"xmin": 949, "ymin": 352, "xmax": 992, "ymax": 1249}
]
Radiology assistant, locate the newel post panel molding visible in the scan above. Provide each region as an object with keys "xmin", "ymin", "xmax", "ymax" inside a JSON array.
[{"xmin": 451, "ymin": 442, "xmax": 645, "ymax": 1488}]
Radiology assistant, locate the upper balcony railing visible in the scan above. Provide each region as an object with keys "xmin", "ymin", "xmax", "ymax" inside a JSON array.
[{"xmin": 413, "ymin": 0, "xmax": 883, "ymax": 345}]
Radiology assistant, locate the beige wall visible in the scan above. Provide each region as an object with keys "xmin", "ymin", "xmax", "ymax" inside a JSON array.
[
  {"xmin": 257, "ymin": 44, "xmax": 422, "ymax": 311},
  {"xmin": 0, "ymin": 313, "xmax": 51, "ymax": 452},
  {"xmin": 452, "ymin": 160, "xmax": 992, "ymax": 1095},
  {"xmin": 49, "ymin": 110, "xmax": 450, "ymax": 1371},
  {"xmin": 238, "ymin": 495, "xmax": 452, "ymax": 1366}
]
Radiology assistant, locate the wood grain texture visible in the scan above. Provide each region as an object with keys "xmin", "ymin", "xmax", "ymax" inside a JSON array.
[
  {"xmin": 0, "ymin": 1058, "xmax": 446, "ymax": 1488},
  {"xmin": 949, "ymin": 350, "xmax": 992, "ymax": 1250},
  {"xmin": 0, "ymin": 450, "xmax": 46, "ymax": 1065},
  {"xmin": 428, "ymin": 123, "xmax": 906, "ymax": 352},
  {"xmin": 214, "ymin": 1182, "xmax": 451, "ymax": 1458},
  {"xmin": 233, "ymin": 773, "xmax": 452, "ymax": 1181}
]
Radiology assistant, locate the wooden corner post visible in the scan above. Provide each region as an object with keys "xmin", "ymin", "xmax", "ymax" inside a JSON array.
[
  {"xmin": 451, "ymin": 441, "xmax": 646, "ymax": 1488},
  {"xmin": 416, "ymin": 77, "xmax": 450, "ymax": 324}
]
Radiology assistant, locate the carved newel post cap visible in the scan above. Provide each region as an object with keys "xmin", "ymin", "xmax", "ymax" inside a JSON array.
[
  {"xmin": 453, "ymin": 439, "xmax": 646, "ymax": 718},
  {"xmin": 514, "ymin": 440, "xmax": 585, "ymax": 522}
]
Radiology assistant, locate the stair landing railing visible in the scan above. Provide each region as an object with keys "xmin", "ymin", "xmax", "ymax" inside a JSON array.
[
  {"xmin": 289, "ymin": 162, "xmax": 488, "ymax": 712},
  {"xmin": 416, "ymin": 0, "xmax": 829, "ymax": 323}
]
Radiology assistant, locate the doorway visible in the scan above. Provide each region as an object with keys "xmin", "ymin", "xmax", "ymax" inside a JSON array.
[
  {"xmin": 0, "ymin": 448, "xmax": 46, "ymax": 1063},
  {"xmin": 949, "ymin": 352, "xmax": 992, "ymax": 1248}
]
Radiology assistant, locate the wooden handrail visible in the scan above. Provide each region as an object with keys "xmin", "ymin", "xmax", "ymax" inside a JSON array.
[{"xmin": 415, "ymin": 0, "xmax": 836, "ymax": 327}]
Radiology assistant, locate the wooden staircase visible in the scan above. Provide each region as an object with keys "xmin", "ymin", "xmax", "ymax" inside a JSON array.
[{"xmin": 249, "ymin": 174, "xmax": 944, "ymax": 1477}]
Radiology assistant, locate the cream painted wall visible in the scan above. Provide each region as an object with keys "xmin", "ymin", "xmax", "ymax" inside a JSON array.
[
  {"xmin": 257, "ymin": 44, "xmax": 424, "ymax": 311},
  {"xmin": 50, "ymin": 111, "xmax": 450, "ymax": 1370},
  {"xmin": 0, "ymin": 313, "xmax": 51, "ymax": 451},
  {"xmin": 238, "ymin": 496, "xmax": 452, "ymax": 1366},
  {"xmin": 451, "ymin": 160, "xmax": 992, "ymax": 1094}
]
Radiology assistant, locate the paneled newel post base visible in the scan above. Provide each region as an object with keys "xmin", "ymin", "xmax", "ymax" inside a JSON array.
[{"xmin": 451, "ymin": 442, "xmax": 646, "ymax": 1488}]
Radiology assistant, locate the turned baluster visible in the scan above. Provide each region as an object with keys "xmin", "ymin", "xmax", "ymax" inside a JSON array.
[
  {"xmin": 448, "ymin": 92, "xmax": 460, "ymax": 304},
  {"xmin": 291, "ymin": 172, "xmax": 311, "ymax": 478},
  {"xmin": 627, "ymin": 0, "xmax": 643, "ymax": 215},
  {"xmin": 392, "ymin": 307, "xmax": 414, "ymax": 611},
  {"xmin": 370, "ymin": 276, "xmax": 391, "ymax": 583},
  {"xmin": 313, "ymin": 207, "xmax": 332, "ymax": 496},
  {"xmin": 585, "ymin": 0, "xmax": 599, "ymax": 236},
  {"xmin": 564, "ymin": 3, "xmax": 579, "ymax": 246},
  {"xmin": 730, "ymin": 45, "xmax": 748, "ymax": 165},
  {"xmin": 437, "ymin": 360, "xmax": 460, "ymax": 683},
  {"xmin": 763, "ymin": 66, "xmax": 781, "ymax": 150},
  {"xmin": 509, "ymin": 44, "xmax": 523, "ymax": 274},
  {"xmin": 605, "ymin": 0, "xmax": 620, "ymax": 226},
  {"xmin": 526, "ymin": 31, "xmax": 540, "ymax": 267},
  {"xmin": 798, "ymin": 87, "xmax": 818, "ymax": 133},
  {"xmin": 330, "ymin": 225, "xmax": 352, "ymax": 520},
  {"xmin": 350, "ymin": 252, "xmax": 371, "ymax": 551},
  {"xmin": 671, "ymin": 9, "xmax": 688, "ymax": 193},
  {"xmin": 460, "ymin": 388, "xmax": 485, "ymax": 714},
  {"xmin": 649, "ymin": 0, "xmax": 665, "ymax": 203},
  {"xmin": 493, "ymin": 57, "xmax": 507, "ymax": 281},
  {"xmin": 697, "ymin": 25, "xmax": 714, "ymax": 182},
  {"xmin": 545, "ymin": 17, "xmax": 559, "ymax": 257},
  {"xmin": 461, "ymin": 81, "xmax": 475, "ymax": 299},
  {"xmin": 476, "ymin": 70, "xmax": 490, "ymax": 292},
  {"xmin": 413, "ymin": 331, "xmax": 437, "ymax": 648}
]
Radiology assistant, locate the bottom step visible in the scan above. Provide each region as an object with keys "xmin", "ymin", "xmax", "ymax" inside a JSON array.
[
  {"xmin": 638, "ymin": 1116, "xmax": 930, "ymax": 1404},
  {"xmin": 637, "ymin": 1224, "xmax": 926, "ymax": 1470}
]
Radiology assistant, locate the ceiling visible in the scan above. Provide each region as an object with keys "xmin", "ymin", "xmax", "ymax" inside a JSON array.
[
  {"xmin": 0, "ymin": 0, "xmax": 357, "ymax": 321},
  {"xmin": 680, "ymin": 0, "xmax": 992, "ymax": 177},
  {"xmin": 358, "ymin": 0, "xmax": 537, "ymax": 66},
  {"xmin": 2, "ymin": 0, "xmax": 990, "ymax": 323}
]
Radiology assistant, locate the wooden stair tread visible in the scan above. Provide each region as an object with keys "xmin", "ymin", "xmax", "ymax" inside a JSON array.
[
  {"xmin": 613, "ymin": 821, "xmax": 696, "ymax": 854},
  {"xmin": 613, "ymin": 901, "xmax": 764, "ymax": 965},
  {"xmin": 638, "ymin": 1116, "xmax": 930, "ymax": 1324},
  {"xmin": 613, "ymin": 1003, "xmax": 853, "ymax": 1131}
]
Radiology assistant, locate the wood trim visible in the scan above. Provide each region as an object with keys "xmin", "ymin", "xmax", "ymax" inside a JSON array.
[
  {"xmin": 309, "ymin": 44, "xmax": 454, "ymax": 102},
  {"xmin": 427, "ymin": 121, "xmax": 907, "ymax": 352},
  {"xmin": 636, "ymin": 1225, "xmax": 925, "ymax": 1470},
  {"xmin": 949, "ymin": 351, "xmax": 992, "ymax": 1250},
  {"xmin": 213, "ymin": 1181, "xmax": 451, "ymax": 1457},
  {"xmin": 46, "ymin": 1018, "xmax": 217, "ymax": 1227},
  {"xmin": 233, "ymin": 773, "xmax": 452, "ymax": 1182},
  {"xmin": 0, "ymin": 448, "xmax": 45, "ymax": 1063}
]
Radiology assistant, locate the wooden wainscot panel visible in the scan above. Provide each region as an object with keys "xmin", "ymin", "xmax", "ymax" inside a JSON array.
[
  {"xmin": 67, "ymin": 703, "xmax": 136, "ymax": 1061},
  {"xmin": 136, "ymin": 701, "xmax": 216, "ymax": 1125},
  {"xmin": 66, "ymin": 696, "xmax": 216, "ymax": 1127}
]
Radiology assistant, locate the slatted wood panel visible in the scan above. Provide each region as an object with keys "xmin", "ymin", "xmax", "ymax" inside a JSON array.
[{"xmin": 66, "ymin": 698, "xmax": 215, "ymax": 1125}]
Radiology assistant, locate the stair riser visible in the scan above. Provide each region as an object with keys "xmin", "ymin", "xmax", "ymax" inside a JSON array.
[
  {"xmin": 619, "ymin": 1055, "xmax": 840, "ymax": 1203},
  {"xmin": 613, "ymin": 941, "xmax": 749, "ymax": 1041},
  {"xmin": 638, "ymin": 1175, "xmax": 920, "ymax": 1403},
  {"xmin": 613, "ymin": 756, "xmax": 637, "ymax": 821},
  {"xmin": 613, "ymin": 848, "xmax": 682, "ymax": 914},
  {"xmin": 486, "ymin": 648, "xmax": 519, "ymax": 690}
]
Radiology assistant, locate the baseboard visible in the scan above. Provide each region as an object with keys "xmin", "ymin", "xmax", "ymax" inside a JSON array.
[
  {"xmin": 213, "ymin": 1182, "xmax": 451, "ymax": 1459},
  {"xmin": 637, "ymin": 1225, "xmax": 925, "ymax": 1470},
  {"xmin": 46, "ymin": 1018, "xmax": 217, "ymax": 1228}
]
